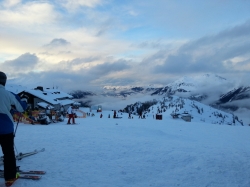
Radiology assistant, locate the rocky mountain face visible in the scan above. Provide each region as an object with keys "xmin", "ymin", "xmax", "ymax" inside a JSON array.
[
  {"xmin": 218, "ymin": 86, "xmax": 250, "ymax": 103},
  {"xmin": 69, "ymin": 90, "xmax": 96, "ymax": 99},
  {"xmin": 101, "ymin": 85, "xmax": 161, "ymax": 98},
  {"xmin": 214, "ymin": 86, "xmax": 250, "ymax": 111},
  {"xmin": 68, "ymin": 90, "xmax": 96, "ymax": 107}
]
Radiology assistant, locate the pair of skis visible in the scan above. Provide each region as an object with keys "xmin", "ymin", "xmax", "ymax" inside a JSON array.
[
  {"xmin": 0, "ymin": 148, "xmax": 46, "ymax": 180},
  {"xmin": 0, "ymin": 167, "xmax": 46, "ymax": 180}
]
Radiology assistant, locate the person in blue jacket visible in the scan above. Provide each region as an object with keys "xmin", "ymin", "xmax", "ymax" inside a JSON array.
[{"xmin": 0, "ymin": 71, "xmax": 28, "ymax": 186}]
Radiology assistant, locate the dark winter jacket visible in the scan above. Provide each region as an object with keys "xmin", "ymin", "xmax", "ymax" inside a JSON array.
[{"xmin": 0, "ymin": 85, "xmax": 27, "ymax": 134}]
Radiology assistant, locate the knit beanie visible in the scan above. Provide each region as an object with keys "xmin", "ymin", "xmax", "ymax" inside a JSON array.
[{"xmin": 0, "ymin": 71, "xmax": 7, "ymax": 86}]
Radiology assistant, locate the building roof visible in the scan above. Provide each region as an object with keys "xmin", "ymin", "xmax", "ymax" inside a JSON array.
[
  {"xmin": 37, "ymin": 102, "xmax": 54, "ymax": 109},
  {"xmin": 5, "ymin": 84, "xmax": 26, "ymax": 94},
  {"xmin": 25, "ymin": 87, "xmax": 74, "ymax": 105},
  {"xmin": 6, "ymin": 84, "xmax": 74, "ymax": 106},
  {"xmin": 59, "ymin": 99, "xmax": 75, "ymax": 106}
]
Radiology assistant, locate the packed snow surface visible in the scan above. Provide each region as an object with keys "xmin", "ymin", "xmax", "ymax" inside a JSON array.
[{"xmin": 1, "ymin": 108, "xmax": 250, "ymax": 187}]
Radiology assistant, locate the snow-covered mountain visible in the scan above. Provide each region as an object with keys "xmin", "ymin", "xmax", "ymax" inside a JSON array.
[
  {"xmin": 218, "ymin": 86, "xmax": 250, "ymax": 103},
  {"xmin": 68, "ymin": 90, "xmax": 97, "ymax": 107},
  {"xmin": 123, "ymin": 95, "xmax": 243, "ymax": 126},
  {"xmin": 70, "ymin": 74, "xmax": 232, "ymax": 101},
  {"xmin": 101, "ymin": 85, "xmax": 162, "ymax": 98},
  {"xmin": 69, "ymin": 74, "xmax": 248, "ymax": 122},
  {"xmin": 214, "ymin": 86, "xmax": 250, "ymax": 111},
  {"xmin": 69, "ymin": 90, "xmax": 96, "ymax": 99},
  {"xmin": 151, "ymin": 74, "xmax": 230, "ymax": 97}
]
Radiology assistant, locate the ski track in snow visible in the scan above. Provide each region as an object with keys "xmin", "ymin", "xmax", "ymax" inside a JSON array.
[{"xmin": 1, "ymin": 108, "xmax": 250, "ymax": 187}]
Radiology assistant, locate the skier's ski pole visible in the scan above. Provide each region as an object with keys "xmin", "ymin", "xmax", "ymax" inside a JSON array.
[
  {"xmin": 14, "ymin": 144, "xmax": 19, "ymax": 156},
  {"xmin": 14, "ymin": 112, "xmax": 22, "ymax": 155},
  {"xmin": 14, "ymin": 112, "xmax": 22, "ymax": 137}
]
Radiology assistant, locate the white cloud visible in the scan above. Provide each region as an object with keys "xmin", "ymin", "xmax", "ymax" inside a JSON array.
[
  {"xmin": 59, "ymin": 0, "xmax": 103, "ymax": 10},
  {"xmin": 0, "ymin": 2, "xmax": 55, "ymax": 24},
  {"xmin": 0, "ymin": 0, "xmax": 250, "ymax": 92},
  {"xmin": 0, "ymin": 53, "xmax": 39, "ymax": 74},
  {"xmin": 2, "ymin": 0, "xmax": 21, "ymax": 8}
]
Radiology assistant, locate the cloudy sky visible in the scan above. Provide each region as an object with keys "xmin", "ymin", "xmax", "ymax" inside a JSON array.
[{"xmin": 1, "ymin": 0, "xmax": 250, "ymax": 91}]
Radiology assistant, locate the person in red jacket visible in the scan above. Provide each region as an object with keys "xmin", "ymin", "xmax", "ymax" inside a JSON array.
[{"xmin": 67, "ymin": 104, "xmax": 75, "ymax": 124}]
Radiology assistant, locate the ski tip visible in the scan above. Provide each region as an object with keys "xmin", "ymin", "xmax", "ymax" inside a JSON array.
[
  {"xmin": 31, "ymin": 176, "xmax": 42, "ymax": 180},
  {"xmin": 21, "ymin": 175, "xmax": 42, "ymax": 180}
]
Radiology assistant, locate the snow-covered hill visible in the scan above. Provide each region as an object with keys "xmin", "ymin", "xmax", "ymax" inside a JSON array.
[{"xmin": 123, "ymin": 95, "xmax": 243, "ymax": 126}]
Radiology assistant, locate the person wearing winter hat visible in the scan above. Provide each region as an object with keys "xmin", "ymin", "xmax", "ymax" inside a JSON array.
[
  {"xmin": 0, "ymin": 71, "xmax": 7, "ymax": 86},
  {"xmin": 0, "ymin": 71, "xmax": 28, "ymax": 186}
]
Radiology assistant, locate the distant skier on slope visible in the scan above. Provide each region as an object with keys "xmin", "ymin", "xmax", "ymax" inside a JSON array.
[
  {"xmin": 0, "ymin": 71, "xmax": 28, "ymax": 186},
  {"xmin": 128, "ymin": 112, "xmax": 132, "ymax": 119},
  {"xmin": 113, "ymin": 110, "xmax": 117, "ymax": 118},
  {"xmin": 138, "ymin": 111, "xmax": 143, "ymax": 119},
  {"xmin": 67, "ymin": 104, "xmax": 76, "ymax": 124}
]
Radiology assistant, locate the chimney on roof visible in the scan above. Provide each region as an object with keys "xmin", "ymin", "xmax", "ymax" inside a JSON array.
[{"xmin": 36, "ymin": 86, "xmax": 43, "ymax": 91}]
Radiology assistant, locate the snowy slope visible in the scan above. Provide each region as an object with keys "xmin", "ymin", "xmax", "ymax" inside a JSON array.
[{"xmin": 1, "ymin": 108, "xmax": 250, "ymax": 187}]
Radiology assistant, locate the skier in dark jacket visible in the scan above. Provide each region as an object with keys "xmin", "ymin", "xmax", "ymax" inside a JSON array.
[{"xmin": 0, "ymin": 72, "xmax": 28, "ymax": 186}]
